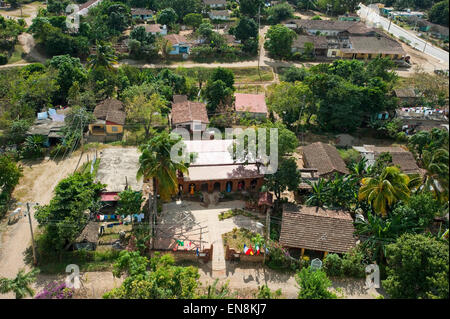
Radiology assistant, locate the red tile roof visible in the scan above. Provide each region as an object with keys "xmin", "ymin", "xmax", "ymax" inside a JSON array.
[
  {"xmin": 171, "ymin": 98, "xmax": 209, "ymax": 125},
  {"xmin": 234, "ymin": 93, "xmax": 267, "ymax": 114},
  {"xmin": 164, "ymin": 33, "xmax": 189, "ymax": 45}
]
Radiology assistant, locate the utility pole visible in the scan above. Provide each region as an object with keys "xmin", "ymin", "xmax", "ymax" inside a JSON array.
[
  {"xmin": 257, "ymin": 5, "xmax": 262, "ymax": 82},
  {"xmin": 26, "ymin": 203, "xmax": 37, "ymax": 266}
]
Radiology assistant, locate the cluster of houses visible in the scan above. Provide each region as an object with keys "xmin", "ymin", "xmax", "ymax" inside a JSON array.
[{"xmin": 285, "ymin": 19, "xmax": 407, "ymax": 61}]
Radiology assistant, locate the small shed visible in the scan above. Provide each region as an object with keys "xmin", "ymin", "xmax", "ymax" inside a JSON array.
[
  {"xmin": 302, "ymin": 142, "xmax": 349, "ymax": 178},
  {"xmin": 279, "ymin": 204, "xmax": 357, "ymax": 258},
  {"xmin": 73, "ymin": 222, "xmax": 99, "ymax": 251}
]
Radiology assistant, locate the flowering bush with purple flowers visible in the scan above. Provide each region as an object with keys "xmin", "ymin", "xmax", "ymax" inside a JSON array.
[{"xmin": 34, "ymin": 281, "xmax": 75, "ymax": 299}]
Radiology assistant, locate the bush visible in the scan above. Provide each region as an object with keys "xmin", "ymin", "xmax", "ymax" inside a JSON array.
[
  {"xmin": 0, "ymin": 53, "xmax": 7, "ymax": 65},
  {"xmin": 296, "ymin": 267, "xmax": 337, "ymax": 299},
  {"xmin": 341, "ymin": 248, "xmax": 366, "ymax": 278},
  {"xmin": 395, "ymin": 131, "xmax": 408, "ymax": 143},
  {"xmin": 323, "ymin": 253, "xmax": 343, "ymax": 277}
]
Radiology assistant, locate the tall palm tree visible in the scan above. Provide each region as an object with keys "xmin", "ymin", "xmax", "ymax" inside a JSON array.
[
  {"xmin": 358, "ymin": 166, "xmax": 411, "ymax": 217},
  {"xmin": 418, "ymin": 148, "xmax": 449, "ymax": 202},
  {"xmin": 87, "ymin": 42, "xmax": 118, "ymax": 70},
  {"xmin": 137, "ymin": 132, "xmax": 190, "ymax": 203},
  {"xmin": 0, "ymin": 268, "xmax": 39, "ymax": 299}
]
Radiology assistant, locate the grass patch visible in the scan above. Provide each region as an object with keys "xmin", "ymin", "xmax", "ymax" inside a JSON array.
[
  {"xmin": 7, "ymin": 44, "xmax": 25, "ymax": 64},
  {"xmin": 337, "ymin": 148, "xmax": 360, "ymax": 165},
  {"xmin": 173, "ymin": 66, "xmax": 274, "ymax": 84},
  {"xmin": 234, "ymin": 84, "xmax": 266, "ymax": 94},
  {"xmin": 34, "ymin": 249, "xmax": 120, "ymax": 274},
  {"xmin": 222, "ymin": 227, "xmax": 260, "ymax": 252},
  {"xmin": 79, "ymin": 158, "xmax": 100, "ymax": 175},
  {"xmin": 232, "ymin": 67, "xmax": 274, "ymax": 83}
]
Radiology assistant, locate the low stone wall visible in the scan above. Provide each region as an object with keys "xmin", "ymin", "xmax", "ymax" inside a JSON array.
[
  {"xmin": 225, "ymin": 245, "xmax": 265, "ymax": 263},
  {"xmin": 150, "ymin": 244, "xmax": 213, "ymax": 263}
]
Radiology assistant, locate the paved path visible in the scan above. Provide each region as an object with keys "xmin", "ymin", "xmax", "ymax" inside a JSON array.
[
  {"xmin": 160, "ymin": 200, "xmax": 263, "ymax": 278},
  {"xmin": 358, "ymin": 3, "xmax": 449, "ymax": 67}
]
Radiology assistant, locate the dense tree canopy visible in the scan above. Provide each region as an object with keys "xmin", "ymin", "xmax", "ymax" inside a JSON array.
[{"xmin": 383, "ymin": 233, "xmax": 449, "ymax": 299}]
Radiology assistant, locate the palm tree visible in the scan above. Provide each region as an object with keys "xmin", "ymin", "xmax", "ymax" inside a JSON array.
[
  {"xmin": 87, "ymin": 42, "xmax": 118, "ymax": 70},
  {"xmin": 0, "ymin": 268, "xmax": 39, "ymax": 299},
  {"xmin": 358, "ymin": 166, "xmax": 411, "ymax": 217},
  {"xmin": 137, "ymin": 132, "xmax": 190, "ymax": 203},
  {"xmin": 349, "ymin": 157, "xmax": 369, "ymax": 178},
  {"xmin": 418, "ymin": 148, "xmax": 449, "ymax": 202}
]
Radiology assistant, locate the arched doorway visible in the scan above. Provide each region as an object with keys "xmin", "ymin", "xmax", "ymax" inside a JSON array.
[
  {"xmin": 238, "ymin": 180, "xmax": 245, "ymax": 191},
  {"xmin": 250, "ymin": 179, "xmax": 258, "ymax": 190},
  {"xmin": 226, "ymin": 181, "xmax": 232, "ymax": 192},
  {"xmin": 201, "ymin": 183, "xmax": 208, "ymax": 192},
  {"xmin": 189, "ymin": 183, "xmax": 196, "ymax": 195},
  {"xmin": 213, "ymin": 182, "xmax": 221, "ymax": 192}
]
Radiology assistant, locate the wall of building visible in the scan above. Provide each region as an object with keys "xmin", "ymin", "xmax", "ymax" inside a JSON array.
[
  {"xmin": 105, "ymin": 124, "xmax": 123, "ymax": 134},
  {"xmin": 180, "ymin": 177, "xmax": 264, "ymax": 194}
]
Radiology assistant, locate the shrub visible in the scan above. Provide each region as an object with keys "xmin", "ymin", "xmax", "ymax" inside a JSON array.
[
  {"xmin": 0, "ymin": 53, "xmax": 7, "ymax": 65},
  {"xmin": 34, "ymin": 281, "xmax": 74, "ymax": 299},
  {"xmin": 341, "ymin": 248, "xmax": 366, "ymax": 278},
  {"xmin": 296, "ymin": 267, "xmax": 337, "ymax": 299},
  {"xmin": 323, "ymin": 253, "xmax": 343, "ymax": 277}
]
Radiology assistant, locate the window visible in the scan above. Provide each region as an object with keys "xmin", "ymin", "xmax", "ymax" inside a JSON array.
[
  {"xmin": 111, "ymin": 126, "xmax": 118, "ymax": 132},
  {"xmin": 193, "ymin": 121, "xmax": 202, "ymax": 131}
]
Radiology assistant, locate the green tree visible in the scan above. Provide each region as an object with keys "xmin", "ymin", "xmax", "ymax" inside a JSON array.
[
  {"xmin": 210, "ymin": 67, "xmax": 235, "ymax": 89},
  {"xmin": 104, "ymin": 251, "xmax": 200, "ymax": 299},
  {"xmin": 137, "ymin": 132, "xmax": 190, "ymax": 202},
  {"xmin": 124, "ymin": 92, "xmax": 167, "ymax": 139},
  {"xmin": 87, "ymin": 42, "xmax": 118, "ymax": 70},
  {"xmin": 267, "ymin": 81, "xmax": 314, "ymax": 131},
  {"xmin": 429, "ymin": 0, "xmax": 449, "ymax": 26},
  {"xmin": 232, "ymin": 17, "xmax": 258, "ymax": 41},
  {"xmin": 48, "ymin": 55, "xmax": 88, "ymax": 103},
  {"xmin": 239, "ymin": 0, "xmax": 265, "ymax": 17},
  {"xmin": 280, "ymin": 66, "xmax": 309, "ymax": 82},
  {"xmin": 116, "ymin": 189, "xmax": 145, "ymax": 217},
  {"xmin": 0, "ymin": 155, "xmax": 22, "ymax": 217},
  {"xmin": 204, "ymin": 79, "xmax": 234, "ymax": 114},
  {"xmin": 358, "ymin": 166, "xmax": 411, "ymax": 217},
  {"xmin": 264, "ymin": 24, "xmax": 297, "ymax": 60},
  {"xmin": 417, "ymin": 148, "xmax": 449, "ymax": 202},
  {"xmin": 267, "ymin": 2, "xmax": 294, "ymax": 24},
  {"xmin": 183, "ymin": 13, "xmax": 203, "ymax": 30},
  {"xmin": 382, "ymin": 233, "xmax": 449, "ymax": 299},
  {"xmin": 264, "ymin": 157, "xmax": 301, "ymax": 202},
  {"xmin": 0, "ymin": 268, "xmax": 39, "ymax": 299},
  {"xmin": 6, "ymin": 119, "xmax": 30, "ymax": 145},
  {"xmin": 157, "ymin": 8, "xmax": 178, "ymax": 27},
  {"xmin": 296, "ymin": 267, "xmax": 337, "ymax": 299},
  {"xmin": 34, "ymin": 172, "xmax": 105, "ymax": 252}
]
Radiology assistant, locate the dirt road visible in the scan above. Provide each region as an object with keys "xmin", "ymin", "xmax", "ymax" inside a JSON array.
[{"xmin": 0, "ymin": 151, "xmax": 94, "ymax": 299}]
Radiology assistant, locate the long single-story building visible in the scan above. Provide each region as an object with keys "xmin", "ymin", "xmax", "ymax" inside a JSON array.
[
  {"xmin": 178, "ymin": 139, "xmax": 264, "ymax": 194},
  {"xmin": 280, "ymin": 204, "xmax": 357, "ymax": 258}
]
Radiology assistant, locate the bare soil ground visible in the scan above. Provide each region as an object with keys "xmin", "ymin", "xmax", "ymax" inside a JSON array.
[{"xmin": 0, "ymin": 150, "xmax": 96, "ymax": 298}]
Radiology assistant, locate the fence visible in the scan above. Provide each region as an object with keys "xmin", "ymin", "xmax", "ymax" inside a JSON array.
[
  {"xmin": 150, "ymin": 244, "xmax": 213, "ymax": 263},
  {"xmin": 225, "ymin": 245, "xmax": 265, "ymax": 263}
]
